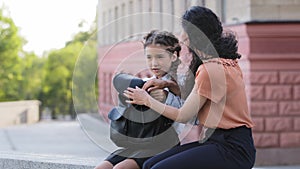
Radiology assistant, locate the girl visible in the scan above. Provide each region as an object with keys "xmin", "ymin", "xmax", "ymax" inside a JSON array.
[
  {"xmin": 94, "ymin": 30, "xmax": 183, "ymax": 169},
  {"xmin": 124, "ymin": 6, "xmax": 256, "ymax": 169}
]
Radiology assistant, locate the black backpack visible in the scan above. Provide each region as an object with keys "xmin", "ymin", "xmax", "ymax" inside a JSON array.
[{"xmin": 108, "ymin": 73, "xmax": 179, "ymax": 149}]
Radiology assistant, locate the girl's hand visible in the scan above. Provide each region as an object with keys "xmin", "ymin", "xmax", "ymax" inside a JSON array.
[
  {"xmin": 149, "ymin": 89, "xmax": 167, "ymax": 103},
  {"xmin": 123, "ymin": 87, "xmax": 151, "ymax": 106}
]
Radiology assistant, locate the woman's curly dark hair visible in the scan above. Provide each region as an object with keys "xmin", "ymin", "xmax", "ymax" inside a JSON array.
[
  {"xmin": 143, "ymin": 30, "xmax": 181, "ymax": 81},
  {"xmin": 182, "ymin": 6, "xmax": 241, "ymax": 75}
]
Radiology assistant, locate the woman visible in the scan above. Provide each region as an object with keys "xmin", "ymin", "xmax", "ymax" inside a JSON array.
[{"xmin": 124, "ymin": 6, "xmax": 256, "ymax": 169}]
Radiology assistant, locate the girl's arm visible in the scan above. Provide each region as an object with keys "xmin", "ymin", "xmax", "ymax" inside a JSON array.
[{"xmin": 124, "ymin": 85, "xmax": 207, "ymax": 123}]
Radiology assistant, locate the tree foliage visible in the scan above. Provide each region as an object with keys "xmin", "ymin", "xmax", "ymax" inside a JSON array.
[
  {"xmin": 0, "ymin": 8, "xmax": 23, "ymax": 101},
  {"xmin": 41, "ymin": 42, "xmax": 82, "ymax": 118},
  {"xmin": 72, "ymin": 34, "xmax": 98, "ymax": 114},
  {"xmin": 0, "ymin": 6, "xmax": 98, "ymax": 119},
  {"xmin": 0, "ymin": 7, "xmax": 45, "ymax": 102},
  {"xmin": 19, "ymin": 53, "xmax": 45, "ymax": 100},
  {"xmin": 42, "ymin": 28, "xmax": 98, "ymax": 118}
]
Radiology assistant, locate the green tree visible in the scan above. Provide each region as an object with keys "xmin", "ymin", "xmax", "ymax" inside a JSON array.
[
  {"xmin": 71, "ymin": 18, "xmax": 98, "ymax": 114},
  {"xmin": 72, "ymin": 35, "xmax": 98, "ymax": 114},
  {"xmin": 0, "ymin": 6, "xmax": 98, "ymax": 119},
  {"xmin": 19, "ymin": 52, "xmax": 45, "ymax": 100},
  {"xmin": 0, "ymin": 8, "xmax": 24, "ymax": 101},
  {"xmin": 42, "ymin": 19, "xmax": 98, "ymax": 118},
  {"xmin": 39, "ymin": 17, "xmax": 97, "ymax": 119},
  {"xmin": 42, "ymin": 42, "xmax": 83, "ymax": 119}
]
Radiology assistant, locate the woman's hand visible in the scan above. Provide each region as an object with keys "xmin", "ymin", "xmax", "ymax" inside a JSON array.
[
  {"xmin": 142, "ymin": 78, "xmax": 168, "ymax": 92},
  {"xmin": 142, "ymin": 79, "xmax": 181, "ymax": 96},
  {"xmin": 123, "ymin": 87, "xmax": 151, "ymax": 106}
]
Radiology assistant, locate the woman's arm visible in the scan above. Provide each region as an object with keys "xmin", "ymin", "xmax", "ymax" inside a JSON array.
[{"xmin": 124, "ymin": 86, "xmax": 207, "ymax": 123}]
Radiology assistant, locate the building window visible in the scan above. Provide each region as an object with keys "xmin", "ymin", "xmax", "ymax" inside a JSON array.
[
  {"xmin": 114, "ymin": 7, "xmax": 119, "ymax": 41},
  {"xmin": 220, "ymin": 0, "xmax": 226, "ymax": 23},
  {"xmin": 185, "ymin": 0, "xmax": 191, "ymax": 9},
  {"xmin": 121, "ymin": 3, "xmax": 125, "ymax": 38},
  {"xmin": 171, "ymin": 0, "xmax": 174, "ymax": 32},
  {"xmin": 137, "ymin": 0, "xmax": 143, "ymax": 33},
  {"xmin": 202, "ymin": 0, "xmax": 206, "ymax": 6},
  {"xmin": 108, "ymin": 9, "xmax": 112, "ymax": 43},
  {"xmin": 159, "ymin": 0, "xmax": 163, "ymax": 29},
  {"xmin": 138, "ymin": 0, "xmax": 142, "ymax": 11},
  {"xmin": 149, "ymin": 0, "xmax": 152, "ymax": 12}
]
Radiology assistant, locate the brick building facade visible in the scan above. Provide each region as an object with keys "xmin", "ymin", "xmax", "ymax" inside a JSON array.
[
  {"xmin": 228, "ymin": 21, "xmax": 300, "ymax": 165},
  {"xmin": 97, "ymin": 0, "xmax": 300, "ymax": 165}
]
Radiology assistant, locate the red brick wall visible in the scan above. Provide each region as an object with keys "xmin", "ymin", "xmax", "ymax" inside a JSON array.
[
  {"xmin": 228, "ymin": 22, "xmax": 300, "ymax": 165},
  {"xmin": 98, "ymin": 41, "xmax": 150, "ymax": 121}
]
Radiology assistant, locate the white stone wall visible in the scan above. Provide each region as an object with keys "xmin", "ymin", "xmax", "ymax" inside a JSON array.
[
  {"xmin": 0, "ymin": 100, "xmax": 40, "ymax": 127},
  {"xmin": 97, "ymin": 0, "xmax": 191, "ymax": 46},
  {"xmin": 206, "ymin": 0, "xmax": 300, "ymax": 24},
  {"xmin": 223, "ymin": 0, "xmax": 251, "ymax": 24},
  {"xmin": 250, "ymin": 0, "xmax": 300, "ymax": 21},
  {"xmin": 97, "ymin": 0, "xmax": 300, "ymax": 45}
]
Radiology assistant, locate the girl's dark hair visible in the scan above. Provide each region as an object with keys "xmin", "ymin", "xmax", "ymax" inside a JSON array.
[
  {"xmin": 143, "ymin": 30, "xmax": 181, "ymax": 81},
  {"xmin": 182, "ymin": 6, "xmax": 241, "ymax": 75}
]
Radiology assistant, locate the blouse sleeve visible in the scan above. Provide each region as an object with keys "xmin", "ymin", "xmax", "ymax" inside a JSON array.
[
  {"xmin": 195, "ymin": 63, "xmax": 226, "ymax": 103},
  {"xmin": 165, "ymin": 91, "xmax": 183, "ymax": 108}
]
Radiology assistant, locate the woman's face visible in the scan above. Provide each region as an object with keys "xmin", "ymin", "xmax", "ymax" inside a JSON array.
[
  {"xmin": 179, "ymin": 30, "xmax": 192, "ymax": 65},
  {"xmin": 145, "ymin": 44, "xmax": 176, "ymax": 78},
  {"xmin": 179, "ymin": 30, "xmax": 189, "ymax": 46}
]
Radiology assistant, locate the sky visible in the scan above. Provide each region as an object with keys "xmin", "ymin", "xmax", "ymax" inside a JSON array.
[{"xmin": 0, "ymin": 0, "xmax": 98, "ymax": 56}]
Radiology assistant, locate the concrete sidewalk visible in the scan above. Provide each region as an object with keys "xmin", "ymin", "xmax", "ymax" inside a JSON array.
[
  {"xmin": 0, "ymin": 114, "xmax": 299, "ymax": 169},
  {"xmin": 0, "ymin": 116, "xmax": 110, "ymax": 161}
]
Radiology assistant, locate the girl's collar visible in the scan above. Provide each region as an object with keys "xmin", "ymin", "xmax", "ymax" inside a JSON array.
[{"xmin": 149, "ymin": 74, "xmax": 172, "ymax": 81}]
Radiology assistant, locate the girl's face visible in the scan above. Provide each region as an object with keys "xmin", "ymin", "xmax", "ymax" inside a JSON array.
[{"xmin": 145, "ymin": 44, "xmax": 177, "ymax": 79}]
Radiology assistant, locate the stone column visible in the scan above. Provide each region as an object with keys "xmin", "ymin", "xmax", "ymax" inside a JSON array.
[
  {"xmin": 162, "ymin": 0, "xmax": 173, "ymax": 32},
  {"xmin": 174, "ymin": 0, "xmax": 185, "ymax": 33},
  {"xmin": 191, "ymin": 0, "xmax": 200, "ymax": 6},
  {"xmin": 121, "ymin": 3, "xmax": 130, "ymax": 39},
  {"xmin": 151, "ymin": 0, "xmax": 161, "ymax": 30},
  {"xmin": 132, "ymin": 0, "xmax": 142, "ymax": 36},
  {"xmin": 142, "ymin": 0, "xmax": 151, "ymax": 33},
  {"xmin": 97, "ymin": 1, "xmax": 104, "ymax": 46}
]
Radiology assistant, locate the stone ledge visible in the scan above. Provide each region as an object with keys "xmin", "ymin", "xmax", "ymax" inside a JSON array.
[
  {"xmin": 0, "ymin": 151, "xmax": 99, "ymax": 169},
  {"xmin": 255, "ymin": 148, "xmax": 300, "ymax": 166},
  {"xmin": 1, "ymin": 151, "xmax": 300, "ymax": 169}
]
